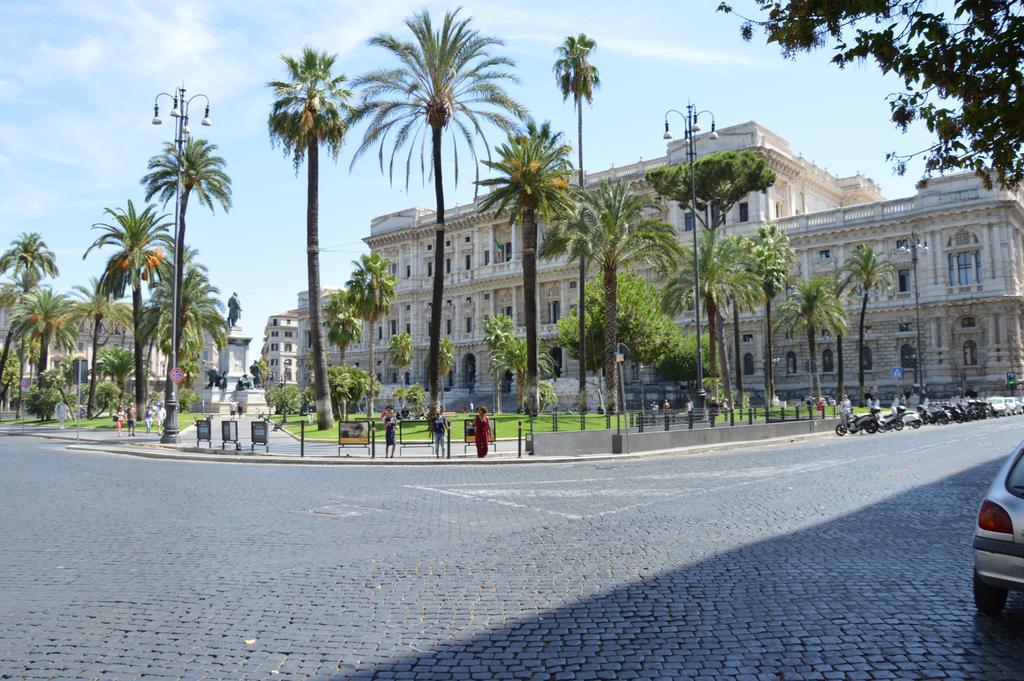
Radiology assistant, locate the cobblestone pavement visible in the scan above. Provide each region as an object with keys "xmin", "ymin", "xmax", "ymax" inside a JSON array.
[{"xmin": 1, "ymin": 419, "xmax": 1023, "ymax": 680}]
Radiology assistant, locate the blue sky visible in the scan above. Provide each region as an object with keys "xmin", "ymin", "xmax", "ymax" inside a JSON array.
[{"xmin": 0, "ymin": 0, "xmax": 938, "ymax": 334}]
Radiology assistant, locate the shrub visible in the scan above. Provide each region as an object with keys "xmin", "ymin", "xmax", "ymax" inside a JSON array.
[
  {"xmin": 178, "ymin": 389, "xmax": 198, "ymax": 412},
  {"xmin": 25, "ymin": 385, "xmax": 62, "ymax": 420},
  {"xmin": 94, "ymin": 381, "xmax": 122, "ymax": 415}
]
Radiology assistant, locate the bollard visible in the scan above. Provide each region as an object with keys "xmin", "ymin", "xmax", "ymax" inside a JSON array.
[
  {"xmin": 730, "ymin": 408, "xmax": 735, "ymax": 426},
  {"xmin": 370, "ymin": 421, "xmax": 376, "ymax": 459},
  {"xmin": 688, "ymin": 409, "xmax": 694, "ymax": 430},
  {"xmin": 606, "ymin": 412, "xmax": 611, "ymax": 430},
  {"xmin": 710, "ymin": 408, "xmax": 716, "ymax": 428},
  {"xmin": 553, "ymin": 411, "xmax": 558, "ymax": 432},
  {"xmin": 517, "ymin": 421, "xmax": 522, "ymax": 458},
  {"xmin": 664, "ymin": 409, "xmax": 670, "ymax": 432},
  {"xmin": 748, "ymin": 407, "xmax": 753, "ymax": 425},
  {"xmin": 580, "ymin": 410, "xmax": 585, "ymax": 431},
  {"xmin": 780, "ymin": 406, "xmax": 785, "ymax": 422},
  {"xmin": 638, "ymin": 413, "xmax": 644, "ymax": 433},
  {"xmin": 529, "ymin": 414, "xmax": 535, "ymax": 456},
  {"xmin": 446, "ymin": 420, "xmax": 451, "ymax": 459},
  {"xmin": 300, "ymin": 419, "xmax": 305, "ymax": 458}
]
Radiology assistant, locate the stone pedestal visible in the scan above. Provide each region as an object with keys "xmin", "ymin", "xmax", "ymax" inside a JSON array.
[{"xmin": 202, "ymin": 325, "xmax": 268, "ymax": 415}]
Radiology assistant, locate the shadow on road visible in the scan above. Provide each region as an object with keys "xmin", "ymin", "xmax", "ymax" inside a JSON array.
[{"xmin": 330, "ymin": 459, "xmax": 1024, "ymax": 680}]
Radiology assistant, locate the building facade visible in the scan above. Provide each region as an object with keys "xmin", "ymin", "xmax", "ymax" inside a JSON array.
[
  {"xmin": 302, "ymin": 121, "xmax": 1024, "ymax": 406},
  {"xmin": 261, "ymin": 311, "xmax": 300, "ymax": 386}
]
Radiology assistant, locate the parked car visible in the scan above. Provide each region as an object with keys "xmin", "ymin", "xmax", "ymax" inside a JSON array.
[
  {"xmin": 973, "ymin": 444, "xmax": 1024, "ymax": 614},
  {"xmin": 987, "ymin": 396, "xmax": 1011, "ymax": 417}
]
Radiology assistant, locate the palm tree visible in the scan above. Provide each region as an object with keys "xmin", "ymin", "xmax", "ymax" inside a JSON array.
[
  {"xmin": 12, "ymin": 288, "xmax": 78, "ymax": 378},
  {"xmin": 324, "ymin": 290, "xmax": 362, "ymax": 365},
  {"xmin": 554, "ymin": 33, "xmax": 600, "ymax": 410},
  {"xmin": 267, "ymin": 47, "xmax": 352, "ymax": 430},
  {"xmin": 71, "ymin": 278, "xmax": 132, "ymax": 417},
  {"xmin": 490, "ymin": 335, "xmax": 557, "ymax": 412},
  {"xmin": 750, "ymin": 224, "xmax": 795, "ymax": 406},
  {"xmin": 389, "ymin": 331, "xmax": 414, "ymax": 387},
  {"xmin": 347, "ymin": 253, "xmax": 397, "ymax": 417},
  {"xmin": 0, "ymin": 233, "xmax": 59, "ymax": 406},
  {"xmin": 542, "ymin": 179, "xmax": 681, "ymax": 413},
  {"xmin": 438, "ymin": 337, "xmax": 456, "ymax": 411},
  {"xmin": 776, "ymin": 276, "xmax": 847, "ymax": 400},
  {"xmin": 144, "ymin": 248, "xmax": 226, "ymax": 368},
  {"xmin": 351, "ymin": 8, "xmax": 526, "ymax": 418},
  {"xmin": 664, "ymin": 229, "xmax": 758, "ymax": 407},
  {"xmin": 85, "ymin": 200, "xmax": 171, "ymax": 417},
  {"xmin": 483, "ymin": 313, "xmax": 515, "ymax": 413},
  {"xmin": 840, "ymin": 245, "xmax": 896, "ymax": 404},
  {"xmin": 478, "ymin": 122, "xmax": 574, "ymax": 414},
  {"xmin": 95, "ymin": 346, "xmax": 135, "ymax": 396}
]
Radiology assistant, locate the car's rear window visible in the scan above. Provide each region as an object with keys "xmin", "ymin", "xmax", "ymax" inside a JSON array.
[{"xmin": 1009, "ymin": 451, "xmax": 1024, "ymax": 497}]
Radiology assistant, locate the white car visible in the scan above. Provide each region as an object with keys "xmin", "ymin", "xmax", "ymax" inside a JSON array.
[{"xmin": 988, "ymin": 397, "xmax": 1010, "ymax": 417}]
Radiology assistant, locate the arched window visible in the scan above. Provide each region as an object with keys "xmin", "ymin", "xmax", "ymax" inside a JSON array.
[
  {"xmin": 900, "ymin": 344, "xmax": 916, "ymax": 369},
  {"xmin": 964, "ymin": 340, "xmax": 978, "ymax": 366},
  {"xmin": 786, "ymin": 351, "xmax": 797, "ymax": 375},
  {"xmin": 743, "ymin": 352, "xmax": 754, "ymax": 375},
  {"xmin": 861, "ymin": 346, "xmax": 873, "ymax": 370},
  {"xmin": 822, "ymin": 349, "xmax": 834, "ymax": 374}
]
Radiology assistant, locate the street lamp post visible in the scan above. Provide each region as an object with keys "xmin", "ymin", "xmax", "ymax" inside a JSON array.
[
  {"xmin": 664, "ymin": 104, "xmax": 718, "ymax": 417},
  {"xmin": 638, "ymin": 363, "xmax": 645, "ymax": 413},
  {"xmin": 898, "ymin": 234, "xmax": 928, "ymax": 400},
  {"xmin": 151, "ymin": 85, "xmax": 213, "ymax": 444}
]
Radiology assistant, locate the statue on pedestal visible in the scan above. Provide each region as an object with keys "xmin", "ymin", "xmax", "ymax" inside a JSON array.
[
  {"xmin": 227, "ymin": 293, "xmax": 242, "ymax": 329},
  {"xmin": 236, "ymin": 374, "xmax": 253, "ymax": 391},
  {"xmin": 249, "ymin": 361, "xmax": 263, "ymax": 388},
  {"xmin": 205, "ymin": 368, "xmax": 227, "ymax": 390}
]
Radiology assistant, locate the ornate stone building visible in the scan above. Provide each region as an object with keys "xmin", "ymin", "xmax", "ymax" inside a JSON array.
[
  {"xmin": 302, "ymin": 121, "xmax": 1024, "ymax": 406},
  {"xmin": 260, "ymin": 310, "xmax": 300, "ymax": 386}
]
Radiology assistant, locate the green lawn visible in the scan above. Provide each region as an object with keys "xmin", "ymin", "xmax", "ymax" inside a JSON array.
[{"xmin": 1, "ymin": 413, "xmax": 207, "ymax": 430}]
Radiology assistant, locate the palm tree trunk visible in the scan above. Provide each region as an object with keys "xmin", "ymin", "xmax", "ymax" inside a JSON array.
[
  {"xmin": 0, "ymin": 328, "xmax": 16, "ymax": 406},
  {"xmin": 367, "ymin": 319, "xmax": 376, "ymax": 417},
  {"xmin": 858, "ymin": 293, "xmax": 868, "ymax": 406},
  {"xmin": 836, "ymin": 333, "xmax": 845, "ymax": 398},
  {"xmin": 132, "ymin": 283, "xmax": 146, "ymax": 417},
  {"xmin": 576, "ymin": 99, "xmax": 587, "ymax": 411},
  {"xmin": 603, "ymin": 266, "xmax": 618, "ymax": 414},
  {"xmin": 716, "ymin": 308, "xmax": 733, "ymax": 408},
  {"xmin": 87, "ymin": 317, "xmax": 101, "ymax": 417},
  {"xmin": 427, "ymin": 124, "xmax": 445, "ymax": 418},
  {"xmin": 764, "ymin": 300, "xmax": 773, "ymax": 407},
  {"xmin": 732, "ymin": 302, "xmax": 743, "ymax": 408},
  {"xmin": 706, "ymin": 298, "xmax": 718, "ymax": 390},
  {"xmin": 305, "ymin": 139, "xmax": 334, "ymax": 430},
  {"xmin": 808, "ymin": 329, "xmax": 821, "ymax": 398},
  {"xmin": 523, "ymin": 208, "xmax": 540, "ymax": 416},
  {"xmin": 173, "ymin": 190, "xmax": 192, "ymax": 364},
  {"xmin": 38, "ymin": 332, "xmax": 49, "ymax": 378}
]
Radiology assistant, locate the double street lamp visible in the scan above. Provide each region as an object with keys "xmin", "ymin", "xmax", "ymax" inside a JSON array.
[
  {"xmin": 151, "ymin": 85, "xmax": 213, "ymax": 443},
  {"xmin": 663, "ymin": 105, "xmax": 717, "ymax": 415},
  {"xmin": 897, "ymin": 234, "xmax": 928, "ymax": 399}
]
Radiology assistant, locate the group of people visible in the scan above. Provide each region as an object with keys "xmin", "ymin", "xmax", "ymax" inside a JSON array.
[
  {"xmin": 379, "ymin": 405, "xmax": 492, "ymax": 459},
  {"xmin": 113, "ymin": 403, "xmax": 164, "ymax": 437}
]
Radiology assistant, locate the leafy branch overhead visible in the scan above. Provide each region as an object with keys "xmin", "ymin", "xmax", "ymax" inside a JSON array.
[{"xmin": 720, "ymin": 0, "xmax": 1024, "ymax": 188}]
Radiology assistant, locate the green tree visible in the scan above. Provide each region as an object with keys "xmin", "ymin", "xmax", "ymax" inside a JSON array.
[
  {"xmin": 437, "ymin": 337, "xmax": 456, "ymax": 410},
  {"xmin": 70, "ymin": 278, "xmax": 132, "ymax": 417},
  {"xmin": 721, "ymin": 1, "xmax": 1024, "ymax": 188},
  {"xmin": 554, "ymin": 33, "xmax": 601, "ymax": 409},
  {"xmin": 324, "ymin": 289, "xmax": 362, "ymax": 364},
  {"xmin": 490, "ymin": 335, "xmax": 556, "ymax": 412},
  {"xmin": 347, "ymin": 252, "xmax": 397, "ymax": 417},
  {"xmin": 483, "ymin": 313, "xmax": 516, "ymax": 413},
  {"xmin": 750, "ymin": 224, "xmax": 794, "ymax": 404},
  {"xmin": 328, "ymin": 365, "xmax": 369, "ymax": 420},
  {"xmin": 389, "ymin": 331, "xmax": 414, "ymax": 386},
  {"xmin": 663, "ymin": 229, "xmax": 758, "ymax": 408},
  {"xmin": 840, "ymin": 245, "xmax": 895, "ymax": 405},
  {"xmin": 351, "ymin": 8, "xmax": 526, "ymax": 418},
  {"xmin": 24, "ymin": 384, "xmax": 61, "ymax": 420},
  {"xmin": 95, "ymin": 347, "xmax": 135, "ymax": 395},
  {"xmin": 12, "ymin": 288, "xmax": 78, "ymax": 379},
  {"xmin": 0, "ymin": 233, "xmax": 59, "ymax": 407},
  {"xmin": 657, "ymin": 332, "xmax": 711, "ymax": 384},
  {"xmin": 776, "ymin": 276, "xmax": 847, "ymax": 400},
  {"xmin": 538, "ymin": 379, "xmax": 558, "ymax": 413},
  {"xmin": 178, "ymin": 389, "xmax": 198, "ymax": 412},
  {"xmin": 85, "ymin": 200, "xmax": 172, "ymax": 417},
  {"xmin": 405, "ymin": 383, "xmax": 426, "ymax": 414},
  {"xmin": 94, "ymin": 380, "xmax": 122, "ymax": 416},
  {"xmin": 479, "ymin": 121, "xmax": 574, "ymax": 414},
  {"xmin": 268, "ymin": 47, "xmax": 352, "ymax": 430},
  {"xmin": 543, "ymin": 180, "xmax": 681, "ymax": 413},
  {"xmin": 267, "ymin": 384, "xmax": 302, "ymax": 417},
  {"xmin": 646, "ymin": 150, "xmax": 776, "ymax": 229}
]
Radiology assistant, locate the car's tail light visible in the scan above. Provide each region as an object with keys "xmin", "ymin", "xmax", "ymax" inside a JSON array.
[{"xmin": 978, "ymin": 499, "xmax": 1014, "ymax": 535}]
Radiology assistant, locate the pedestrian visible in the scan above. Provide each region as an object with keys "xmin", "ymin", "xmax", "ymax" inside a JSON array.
[
  {"xmin": 817, "ymin": 396, "xmax": 825, "ymax": 418},
  {"xmin": 474, "ymin": 406, "xmax": 491, "ymax": 459},
  {"xmin": 431, "ymin": 412, "xmax": 448, "ymax": 458},
  {"xmin": 115, "ymin": 405, "xmax": 124, "ymax": 437},
  {"xmin": 144, "ymin": 404, "xmax": 153, "ymax": 434},
  {"xmin": 662, "ymin": 398, "xmax": 671, "ymax": 412},
  {"xmin": 840, "ymin": 393, "xmax": 852, "ymax": 427},
  {"xmin": 157, "ymin": 404, "xmax": 166, "ymax": 434},
  {"xmin": 384, "ymin": 408, "xmax": 397, "ymax": 458},
  {"xmin": 126, "ymin": 404, "xmax": 137, "ymax": 437},
  {"xmin": 229, "ymin": 401, "xmax": 236, "ymax": 418},
  {"xmin": 56, "ymin": 401, "xmax": 67, "ymax": 430},
  {"xmin": 468, "ymin": 401, "xmax": 474, "ymax": 413}
]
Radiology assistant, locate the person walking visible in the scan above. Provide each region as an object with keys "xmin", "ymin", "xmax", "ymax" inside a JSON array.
[
  {"xmin": 115, "ymin": 405, "xmax": 124, "ymax": 438},
  {"xmin": 431, "ymin": 412, "xmax": 448, "ymax": 458},
  {"xmin": 473, "ymin": 406, "xmax": 491, "ymax": 459},
  {"xmin": 384, "ymin": 408, "xmax": 398, "ymax": 458},
  {"xmin": 56, "ymin": 400, "xmax": 67, "ymax": 430},
  {"xmin": 144, "ymin": 404, "xmax": 154, "ymax": 434},
  {"xmin": 840, "ymin": 393, "xmax": 852, "ymax": 428},
  {"xmin": 126, "ymin": 404, "xmax": 137, "ymax": 437},
  {"xmin": 156, "ymin": 404, "xmax": 166, "ymax": 435}
]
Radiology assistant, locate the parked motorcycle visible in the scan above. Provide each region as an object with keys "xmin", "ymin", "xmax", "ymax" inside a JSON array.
[
  {"xmin": 901, "ymin": 405, "xmax": 924, "ymax": 429},
  {"xmin": 835, "ymin": 409, "xmax": 879, "ymax": 436}
]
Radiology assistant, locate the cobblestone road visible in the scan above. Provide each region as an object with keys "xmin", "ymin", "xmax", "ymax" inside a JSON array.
[{"xmin": 1, "ymin": 418, "xmax": 1023, "ymax": 680}]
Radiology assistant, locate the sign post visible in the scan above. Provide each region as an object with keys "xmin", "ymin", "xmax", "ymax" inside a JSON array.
[
  {"xmin": 169, "ymin": 367, "xmax": 185, "ymax": 385},
  {"xmin": 1007, "ymin": 371, "xmax": 1017, "ymax": 395}
]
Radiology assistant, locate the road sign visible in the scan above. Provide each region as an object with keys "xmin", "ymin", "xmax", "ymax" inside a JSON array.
[
  {"xmin": 891, "ymin": 367, "xmax": 905, "ymax": 378},
  {"xmin": 169, "ymin": 367, "xmax": 185, "ymax": 384},
  {"xmin": 19, "ymin": 377, "xmax": 30, "ymax": 390},
  {"xmin": 1007, "ymin": 371, "xmax": 1017, "ymax": 385}
]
